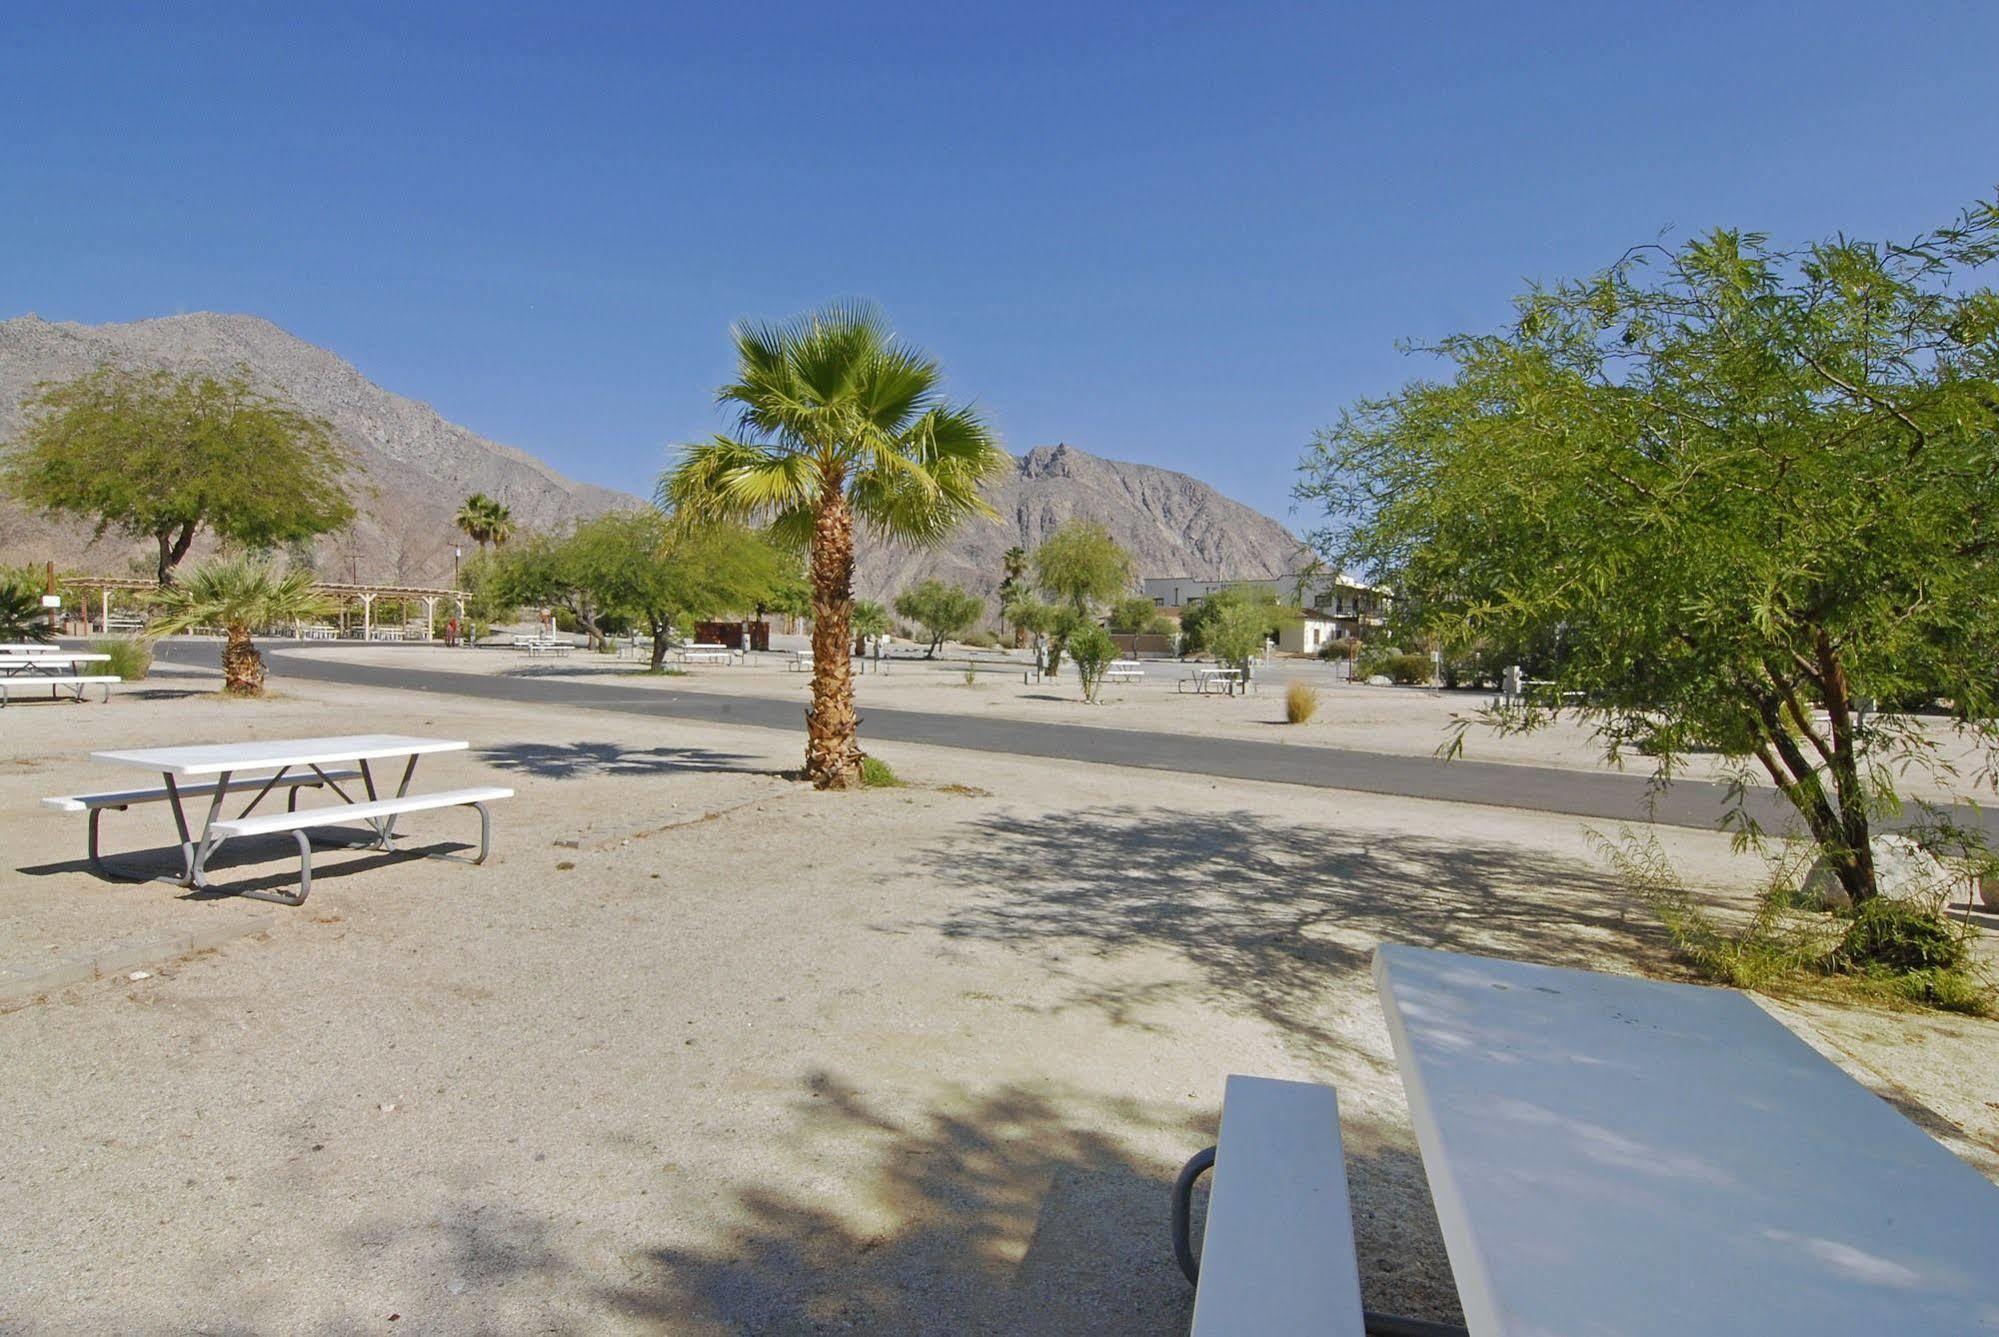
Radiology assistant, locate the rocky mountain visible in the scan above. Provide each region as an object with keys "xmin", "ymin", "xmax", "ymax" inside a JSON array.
[
  {"xmin": 854, "ymin": 443, "xmax": 1303, "ymax": 603},
  {"xmin": 0, "ymin": 312, "xmax": 640, "ymax": 585},
  {"xmin": 0, "ymin": 312, "xmax": 1301, "ymax": 599}
]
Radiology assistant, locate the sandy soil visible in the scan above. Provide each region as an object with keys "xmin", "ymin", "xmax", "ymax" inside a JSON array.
[
  {"xmin": 2, "ymin": 670, "xmax": 1996, "ymax": 1333},
  {"xmin": 297, "ymin": 641, "xmax": 1999, "ymax": 806}
]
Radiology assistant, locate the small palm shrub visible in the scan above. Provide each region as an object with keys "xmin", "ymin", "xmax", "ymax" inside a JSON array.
[
  {"xmin": 1285, "ymin": 681, "xmax": 1319, "ymax": 723},
  {"xmin": 90, "ymin": 638, "xmax": 152, "ymax": 681},
  {"xmin": 146, "ymin": 559, "xmax": 335, "ymax": 696},
  {"xmin": 0, "ymin": 573, "xmax": 55, "ymax": 644}
]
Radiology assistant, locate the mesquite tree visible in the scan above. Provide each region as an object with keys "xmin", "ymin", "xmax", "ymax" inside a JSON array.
[{"xmin": 1298, "ymin": 201, "xmax": 1999, "ymax": 904}]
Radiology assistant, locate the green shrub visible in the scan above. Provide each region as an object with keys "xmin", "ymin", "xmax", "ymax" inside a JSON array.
[
  {"xmin": 1143, "ymin": 614, "xmax": 1176, "ymax": 637},
  {"xmin": 859, "ymin": 756, "xmax": 902, "ymax": 788},
  {"xmin": 961, "ymin": 628, "xmax": 1000, "ymax": 649},
  {"xmin": 1601, "ymin": 829, "xmax": 1992, "ymax": 1015},
  {"xmin": 1372, "ymin": 652, "xmax": 1433, "ymax": 684},
  {"xmin": 1068, "ymin": 623, "xmax": 1119, "ymax": 702},
  {"xmin": 1285, "ymin": 681, "xmax": 1319, "ymax": 723},
  {"xmin": 1830, "ymin": 898, "xmax": 1968, "ymax": 975},
  {"xmin": 91, "ymin": 638, "xmax": 152, "ymax": 681}
]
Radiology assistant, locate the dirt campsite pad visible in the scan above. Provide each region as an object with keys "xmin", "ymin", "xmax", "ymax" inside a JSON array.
[{"xmin": 3, "ymin": 664, "xmax": 1996, "ymax": 1332}]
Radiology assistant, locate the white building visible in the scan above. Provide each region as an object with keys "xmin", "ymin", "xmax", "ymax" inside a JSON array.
[{"xmin": 1141, "ymin": 572, "xmax": 1388, "ymax": 648}]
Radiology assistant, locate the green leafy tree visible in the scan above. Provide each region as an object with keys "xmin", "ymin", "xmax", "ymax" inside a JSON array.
[
  {"xmin": 3, "ymin": 367, "xmax": 354, "ymax": 585},
  {"xmin": 1032, "ymin": 520, "xmax": 1135, "ymax": 613},
  {"xmin": 1298, "ymin": 200, "xmax": 1999, "ymax": 905},
  {"xmin": 557, "ymin": 511, "xmax": 784, "ymax": 669},
  {"xmin": 893, "ymin": 579, "xmax": 984, "ymax": 657},
  {"xmin": 1106, "ymin": 594, "xmax": 1159, "ymax": 634},
  {"xmin": 145, "ymin": 558, "xmax": 336, "ymax": 696},
  {"xmin": 1004, "ymin": 593, "xmax": 1056, "ymax": 670},
  {"xmin": 663, "ymin": 303, "xmax": 1006, "ymax": 788},
  {"xmin": 1067, "ymin": 622, "xmax": 1119, "ymax": 703},
  {"xmin": 1180, "ymin": 585, "xmax": 1294, "ymax": 661}
]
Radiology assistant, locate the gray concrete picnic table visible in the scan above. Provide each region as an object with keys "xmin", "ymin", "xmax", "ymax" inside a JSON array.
[
  {"xmin": 1374, "ymin": 943, "xmax": 1999, "ymax": 1334},
  {"xmin": 85, "ymin": 734, "xmax": 470, "ymax": 890}
]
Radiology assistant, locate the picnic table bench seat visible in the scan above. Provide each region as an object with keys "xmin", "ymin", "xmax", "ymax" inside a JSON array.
[
  {"xmin": 202, "ymin": 785, "xmax": 513, "ymax": 904},
  {"xmin": 1175, "ymin": 1074, "xmax": 1367, "ymax": 1336},
  {"xmin": 1104, "ymin": 659, "xmax": 1145, "ymax": 683},
  {"xmin": 0, "ymin": 674, "xmax": 120, "ymax": 705},
  {"xmin": 43, "ymin": 769, "xmax": 364, "ymax": 873}
]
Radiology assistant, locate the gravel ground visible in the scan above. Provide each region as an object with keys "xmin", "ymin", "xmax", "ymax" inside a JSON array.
[{"xmin": 2, "ymin": 670, "xmax": 1995, "ymax": 1333}]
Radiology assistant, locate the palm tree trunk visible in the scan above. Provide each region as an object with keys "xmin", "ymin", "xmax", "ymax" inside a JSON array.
[
  {"xmin": 221, "ymin": 625, "xmax": 266, "ymax": 696},
  {"xmin": 806, "ymin": 478, "xmax": 862, "ymax": 789}
]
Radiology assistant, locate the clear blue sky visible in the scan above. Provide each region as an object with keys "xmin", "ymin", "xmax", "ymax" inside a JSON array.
[{"xmin": 6, "ymin": 2, "xmax": 1996, "ymax": 526}]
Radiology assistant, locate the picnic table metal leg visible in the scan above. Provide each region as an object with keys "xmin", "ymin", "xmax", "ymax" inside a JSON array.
[
  {"xmin": 163, "ymin": 773, "xmax": 196, "ymax": 885},
  {"xmin": 380, "ymin": 755, "xmax": 420, "ymax": 845},
  {"xmin": 187, "ymin": 770, "xmax": 232, "ymax": 890}
]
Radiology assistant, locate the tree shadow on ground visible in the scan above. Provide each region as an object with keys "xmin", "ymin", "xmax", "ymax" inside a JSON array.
[
  {"xmin": 917, "ymin": 804, "xmax": 1671, "ymax": 1064},
  {"xmin": 476, "ymin": 741, "xmax": 769, "ymax": 780},
  {"xmin": 598, "ymin": 1072, "xmax": 1456, "ymax": 1333}
]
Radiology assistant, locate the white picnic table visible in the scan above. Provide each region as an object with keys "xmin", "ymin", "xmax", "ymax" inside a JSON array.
[
  {"xmin": 0, "ymin": 651, "xmax": 111, "ymax": 672},
  {"xmin": 1178, "ymin": 666, "xmax": 1245, "ymax": 696},
  {"xmin": 679, "ymin": 642, "xmax": 734, "ymax": 665},
  {"xmin": 84, "ymin": 734, "xmax": 476, "ymax": 894},
  {"xmin": 0, "ymin": 650, "xmax": 119, "ymax": 705},
  {"xmin": 1373, "ymin": 943, "xmax": 1999, "ymax": 1335}
]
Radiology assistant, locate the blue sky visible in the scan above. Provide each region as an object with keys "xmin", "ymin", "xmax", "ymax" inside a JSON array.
[{"xmin": 5, "ymin": 2, "xmax": 1996, "ymax": 526}]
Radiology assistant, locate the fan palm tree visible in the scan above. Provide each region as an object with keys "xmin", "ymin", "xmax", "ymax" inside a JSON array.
[
  {"xmin": 145, "ymin": 558, "xmax": 336, "ymax": 696},
  {"xmin": 663, "ymin": 303, "xmax": 1006, "ymax": 787},
  {"xmin": 454, "ymin": 494, "xmax": 515, "ymax": 552},
  {"xmin": 483, "ymin": 499, "xmax": 515, "ymax": 550},
  {"xmin": 0, "ymin": 574, "xmax": 56, "ymax": 644},
  {"xmin": 999, "ymin": 544, "xmax": 1029, "ymax": 645}
]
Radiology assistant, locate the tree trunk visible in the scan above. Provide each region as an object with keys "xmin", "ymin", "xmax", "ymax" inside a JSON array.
[
  {"xmin": 1815, "ymin": 632, "xmax": 1877, "ymax": 902},
  {"xmin": 221, "ymin": 625, "xmax": 266, "ymax": 696},
  {"xmin": 649, "ymin": 614, "xmax": 670, "ymax": 671},
  {"xmin": 155, "ymin": 522, "xmax": 197, "ymax": 586},
  {"xmin": 805, "ymin": 477, "xmax": 862, "ymax": 789}
]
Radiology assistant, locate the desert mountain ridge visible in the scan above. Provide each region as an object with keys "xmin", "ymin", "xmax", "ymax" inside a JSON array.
[{"xmin": 0, "ymin": 312, "xmax": 1303, "ymax": 597}]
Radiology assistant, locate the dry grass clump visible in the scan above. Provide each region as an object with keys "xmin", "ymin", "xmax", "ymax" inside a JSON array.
[{"xmin": 1284, "ymin": 681, "xmax": 1320, "ymax": 724}]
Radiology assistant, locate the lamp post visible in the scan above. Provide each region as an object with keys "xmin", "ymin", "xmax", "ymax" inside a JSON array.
[{"xmin": 453, "ymin": 545, "xmax": 462, "ymax": 590}]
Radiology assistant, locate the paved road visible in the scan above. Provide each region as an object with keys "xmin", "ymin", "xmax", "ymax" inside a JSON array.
[{"xmin": 150, "ymin": 641, "xmax": 1983, "ymax": 837}]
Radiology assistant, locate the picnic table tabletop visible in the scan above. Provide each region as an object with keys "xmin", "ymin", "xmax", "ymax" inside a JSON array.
[
  {"xmin": 92, "ymin": 734, "xmax": 468, "ymax": 778},
  {"xmin": 1374, "ymin": 943, "xmax": 1999, "ymax": 1335},
  {"xmin": 0, "ymin": 652, "xmax": 113, "ymax": 669}
]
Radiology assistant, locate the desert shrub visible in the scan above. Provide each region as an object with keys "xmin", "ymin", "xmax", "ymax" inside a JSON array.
[
  {"xmin": 1285, "ymin": 681, "xmax": 1319, "ymax": 723},
  {"xmin": 1601, "ymin": 829, "xmax": 1991, "ymax": 1014},
  {"xmin": 1068, "ymin": 623, "xmax": 1118, "ymax": 702},
  {"xmin": 1370, "ymin": 652, "xmax": 1432, "ymax": 684},
  {"xmin": 859, "ymin": 756, "xmax": 902, "ymax": 788},
  {"xmin": 1830, "ymin": 898, "xmax": 1967, "ymax": 975},
  {"xmin": 90, "ymin": 638, "xmax": 152, "ymax": 681},
  {"xmin": 961, "ymin": 628, "xmax": 1000, "ymax": 649},
  {"xmin": 1143, "ymin": 614, "xmax": 1176, "ymax": 637}
]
